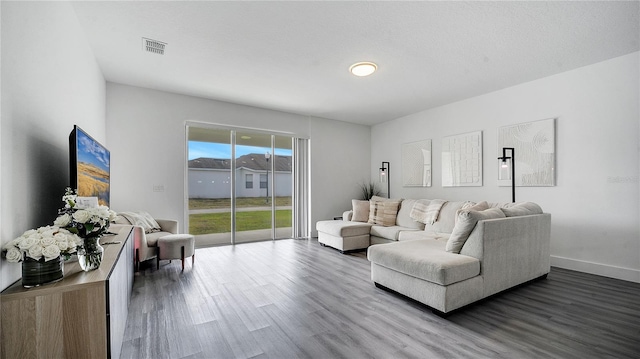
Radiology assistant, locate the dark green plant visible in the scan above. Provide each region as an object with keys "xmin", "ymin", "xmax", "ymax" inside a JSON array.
[{"xmin": 359, "ymin": 182, "xmax": 382, "ymax": 200}]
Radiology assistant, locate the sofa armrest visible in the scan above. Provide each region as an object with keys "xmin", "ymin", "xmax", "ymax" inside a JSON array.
[
  {"xmin": 156, "ymin": 219, "xmax": 178, "ymax": 234},
  {"xmin": 343, "ymin": 210, "xmax": 353, "ymax": 221},
  {"xmin": 461, "ymin": 213, "xmax": 551, "ymax": 297}
]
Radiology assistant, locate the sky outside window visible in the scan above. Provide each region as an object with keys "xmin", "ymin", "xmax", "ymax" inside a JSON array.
[{"xmin": 189, "ymin": 141, "xmax": 292, "ymax": 160}]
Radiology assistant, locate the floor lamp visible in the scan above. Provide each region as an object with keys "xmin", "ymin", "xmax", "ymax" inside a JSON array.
[
  {"xmin": 498, "ymin": 147, "xmax": 515, "ymax": 203},
  {"xmin": 380, "ymin": 161, "xmax": 390, "ymax": 198}
]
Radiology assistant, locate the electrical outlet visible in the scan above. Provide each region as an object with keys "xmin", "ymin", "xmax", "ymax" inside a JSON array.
[{"xmin": 153, "ymin": 185, "xmax": 165, "ymax": 192}]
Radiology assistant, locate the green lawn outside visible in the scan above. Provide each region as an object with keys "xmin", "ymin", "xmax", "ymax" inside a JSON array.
[
  {"xmin": 190, "ymin": 197, "xmax": 292, "ymax": 209},
  {"xmin": 189, "ymin": 209, "xmax": 292, "ymax": 235}
]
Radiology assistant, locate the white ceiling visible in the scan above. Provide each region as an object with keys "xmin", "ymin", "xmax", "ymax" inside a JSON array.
[{"xmin": 71, "ymin": 1, "xmax": 639, "ymax": 126}]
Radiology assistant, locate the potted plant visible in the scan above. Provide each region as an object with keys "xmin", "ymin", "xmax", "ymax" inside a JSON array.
[{"xmin": 359, "ymin": 182, "xmax": 382, "ymax": 200}]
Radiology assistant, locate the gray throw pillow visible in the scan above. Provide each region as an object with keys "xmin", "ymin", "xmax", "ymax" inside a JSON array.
[
  {"xmin": 501, "ymin": 202, "xmax": 543, "ymax": 217},
  {"xmin": 446, "ymin": 208, "xmax": 505, "ymax": 253}
]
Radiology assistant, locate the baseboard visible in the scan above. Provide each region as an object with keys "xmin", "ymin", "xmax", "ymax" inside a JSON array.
[{"xmin": 551, "ymin": 255, "xmax": 640, "ymax": 283}]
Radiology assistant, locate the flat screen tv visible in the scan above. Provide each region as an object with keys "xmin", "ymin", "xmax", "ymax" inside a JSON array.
[{"xmin": 69, "ymin": 125, "xmax": 110, "ymax": 207}]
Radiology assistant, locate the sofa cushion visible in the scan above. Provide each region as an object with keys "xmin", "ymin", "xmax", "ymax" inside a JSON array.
[
  {"xmin": 368, "ymin": 199, "xmax": 402, "ymax": 226},
  {"xmin": 145, "ymin": 231, "xmax": 174, "ymax": 247},
  {"xmin": 424, "ymin": 201, "xmax": 467, "ymax": 234},
  {"xmin": 501, "ymin": 202, "xmax": 543, "ymax": 217},
  {"xmin": 398, "ymin": 231, "xmax": 450, "ymax": 242},
  {"xmin": 316, "ymin": 220, "xmax": 373, "ymax": 237},
  {"xmin": 396, "ymin": 199, "xmax": 425, "ymax": 230},
  {"xmin": 370, "ymin": 225, "xmax": 419, "ymax": 241},
  {"xmin": 446, "ymin": 208, "xmax": 506, "ymax": 253},
  {"xmin": 351, "ymin": 200, "xmax": 370, "ymax": 222},
  {"xmin": 367, "ymin": 240, "xmax": 480, "ymax": 286}
]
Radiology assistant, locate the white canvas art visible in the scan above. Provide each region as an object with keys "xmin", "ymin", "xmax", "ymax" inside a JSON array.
[
  {"xmin": 402, "ymin": 140, "xmax": 431, "ymax": 187},
  {"xmin": 442, "ymin": 131, "xmax": 483, "ymax": 187},
  {"xmin": 498, "ymin": 118, "xmax": 556, "ymax": 187}
]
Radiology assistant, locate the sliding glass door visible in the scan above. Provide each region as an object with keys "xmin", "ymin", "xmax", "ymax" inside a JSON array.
[
  {"xmin": 234, "ymin": 131, "xmax": 275, "ymax": 243},
  {"xmin": 187, "ymin": 125, "xmax": 298, "ymax": 246},
  {"xmin": 187, "ymin": 127, "xmax": 233, "ymax": 246}
]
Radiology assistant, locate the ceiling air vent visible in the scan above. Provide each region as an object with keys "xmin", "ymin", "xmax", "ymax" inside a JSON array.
[{"xmin": 142, "ymin": 37, "xmax": 166, "ymax": 55}]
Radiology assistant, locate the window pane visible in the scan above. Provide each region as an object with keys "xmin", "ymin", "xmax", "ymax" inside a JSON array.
[{"xmin": 187, "ymin": 127, "xmax": 232, "ymax": 246}]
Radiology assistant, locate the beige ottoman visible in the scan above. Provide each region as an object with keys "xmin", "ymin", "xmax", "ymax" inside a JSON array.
[
  {"xmin": 157, "ymin": 234, "xmax": 195, "ymax": 271},
  {"xmin": 316, "ymin": 220, "xmax": 373, "ymax": 253}
]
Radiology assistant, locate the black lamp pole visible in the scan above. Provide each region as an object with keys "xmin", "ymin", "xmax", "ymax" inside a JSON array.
[
  {"xmin": 498, "ymin": 147, "xmax": 515, "ymax": 203},
  {"xmin": 380, "ymin": 161, "xmax": 390, "ymax": 198}
]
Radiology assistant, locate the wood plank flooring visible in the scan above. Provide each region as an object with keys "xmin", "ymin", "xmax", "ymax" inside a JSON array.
[{"xmin": 120, "ymin": 238, "xmax": 640, "ymax": 359}]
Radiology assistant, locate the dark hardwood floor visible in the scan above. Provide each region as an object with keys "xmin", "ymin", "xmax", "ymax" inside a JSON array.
[{"xmin": 120, "ymin": 238, "xmax": 640, "ymax": 359}]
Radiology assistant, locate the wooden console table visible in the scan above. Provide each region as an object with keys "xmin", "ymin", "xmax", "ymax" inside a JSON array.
[{"xmin": 1, "ymin": 225, "xmax": 134, "ymax": 359}]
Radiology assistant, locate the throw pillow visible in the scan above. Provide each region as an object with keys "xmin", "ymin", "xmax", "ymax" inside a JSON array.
[
  {"xmin": 351, "ymin": 200, "xmax": 370, "ymax": 222},
  {"xmin": 446, "ymin": 208, "xmax": 505, "ymax": 253},
  {"xmin": 501, "ymin": 202, "xmax": 543, "ymax": 217},
  {"xmin": 409, "ymin": 199, "xmax": 431, "ymax": 223},
  {"xmin": 368, "ymin": 200, "xmax": 401, "ymax": 226},
  {"xmin": 460, "ymin": 201, "xmax": 477, "ymax": 210},
  {"xmin": 118, "ymin": 211, "xmax": 162, "ymax": 234},
  {"xmin": 455, "ymin": 201, "xmax": 489, "ymax": 223},
  {"xmin": 138, "ymin": 212, "xmax": 162, "ymax": 232}
]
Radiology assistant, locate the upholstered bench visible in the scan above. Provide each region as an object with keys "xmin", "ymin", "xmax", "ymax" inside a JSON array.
[
  {"xmin": 316, "ymin": 220, "xmax": 373, "ymax": 253},
  {"xmin": 157, "ymin": 234, "xmax": 195, "ymax": 271}
]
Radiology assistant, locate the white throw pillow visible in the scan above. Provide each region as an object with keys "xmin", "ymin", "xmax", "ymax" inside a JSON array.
[
  {"xmin": 351, "ymin": 200, "xmax": 370, "ymax": 222},
  {"xmin": 446, "ymin": 208, "xmax": 505, "ymax": 253}
]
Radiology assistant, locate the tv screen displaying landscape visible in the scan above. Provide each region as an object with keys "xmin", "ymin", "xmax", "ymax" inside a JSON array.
[{"xmin": 70, "ymin": 126, "xmax": 110, "ymax": 207}]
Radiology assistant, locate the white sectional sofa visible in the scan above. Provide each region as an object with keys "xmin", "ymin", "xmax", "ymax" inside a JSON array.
[{"xmin": 315, "ymin": 197, "xmax": 551, "ymax": 314}]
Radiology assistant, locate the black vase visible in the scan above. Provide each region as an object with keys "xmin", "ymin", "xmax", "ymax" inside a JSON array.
[{"xmin": 21, "ymin": 256, "xmax": 64, "ymax": 288}]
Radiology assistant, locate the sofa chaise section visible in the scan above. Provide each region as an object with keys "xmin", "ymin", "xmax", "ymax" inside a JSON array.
[
  {"xmin": 369, "ymin": 213, "xmax": 551, "ymax": 314},
  {"xmin": 316, "ymin": 220, "xmax": 373, "ymax": 252}
]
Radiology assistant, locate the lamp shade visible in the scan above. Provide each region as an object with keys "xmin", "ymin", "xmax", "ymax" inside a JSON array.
[
  {"xmin": 380, "ymin": 168, "xmax": 388, "ymax": 183},
  {"xmin": 498, "ymin": 158, "xmax": 512, "ymax": 180}
]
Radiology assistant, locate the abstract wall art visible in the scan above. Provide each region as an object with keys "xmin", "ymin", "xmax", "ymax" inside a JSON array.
[
  {"xmin": 498, "ymin": 118, "xmax": 556, "ymax": 187},
  {"xmin": 442, "ymin": 131, "xmax": 483, "ymax": 187},
  {"xmin": 402, "ymin": 139, "xmax": 432, "ymax": 187}
]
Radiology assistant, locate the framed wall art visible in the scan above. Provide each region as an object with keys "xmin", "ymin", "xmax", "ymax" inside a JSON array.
[
  {"xmin": 402, "ymin": 139, "xmax": 432, "ymax": 187},
  {"xmin": 497, "ymin": 118, "xmax": 556, "ymax": 187},
  {"xmin": 442, "ymin": 131, "xmax": 483, "ymax": 187}
]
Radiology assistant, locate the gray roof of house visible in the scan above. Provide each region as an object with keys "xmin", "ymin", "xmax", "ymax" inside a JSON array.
[{"xmin": 189, "ymin": 153, "xmax": 292, "ymax": 172}]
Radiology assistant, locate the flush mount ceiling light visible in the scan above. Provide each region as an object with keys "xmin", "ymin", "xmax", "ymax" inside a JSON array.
[{"xmin": 349, "ymin": 62, "xmax": 377, "ymax": 77}]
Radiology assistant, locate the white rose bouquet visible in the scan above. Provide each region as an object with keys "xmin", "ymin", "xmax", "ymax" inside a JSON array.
[
  {"xmin": 2, "ymin": 225, "xmax": 82, "ymax": 262},
  {"xmin": 55, "ymin": 187, "xmax": 117, "ymax": 238}
]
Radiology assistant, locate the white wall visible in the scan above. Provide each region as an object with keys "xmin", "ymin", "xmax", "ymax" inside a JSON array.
[
  {"xmin": 1, "ymin": 2, "xmax": 106, "ymax": 291},
  {"xmin": 372, "ymin": 52, "xmax": 640, "ymax": 283},
  {"xmin": 106, "ymin": 83, "xmax": 370, "ymax": 236},
  {"xmin": 309, "ymin": 116, "xmax": 372, "ymax": 236}
]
